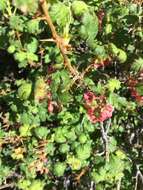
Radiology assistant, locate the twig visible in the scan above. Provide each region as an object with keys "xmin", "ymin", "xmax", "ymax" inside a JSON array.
[
  {"xmin": 90, "ymin": 181, "xmax": 95, "ymax": 190},
  {"xmin": 75, "ymin": 167, "xmax": 88, "ymax": 184},
  {"xmin": 134, "ymin": 165, "xmax": 143, "ymax": 190},
  {"xmin": 106, "ymin": 118, "xmax": 111, "ymax": 134},
  {"xmin": 39, "ymin": 38, "xmax": 55, "ymax": 42},
  {"xmin": 0, "ymin": 183, "xmax": 14, "ymax": 190},
  {"xmin": 81, "ymin": 63, "xmax": 94, "ymax": 78},
  {"xmin": 39, "ymin": 0, "xmax": 79, "ymax": 77},
  {"xmin": 95, "ymin": 151, "xmax": 105, "ymax": 156},
  {"xmin": 117, "ymin": 178, "xmax": 122, "ymax": 190},
  {"xmin": 100, "ymin": 122, "xmax": 109, "ymax": 162}
]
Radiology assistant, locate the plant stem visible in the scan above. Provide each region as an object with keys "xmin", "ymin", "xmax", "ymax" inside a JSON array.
[
  {"xmin": 100, "ymin": 122, "xmax": 109, "ymax": 162},
  {"xmin": 39, "ymin": 0, "xmax": 79, "ymax": 77},
  {"xmin": 0, "ymin": 183, "xmax": 14, "ymax": 190}
]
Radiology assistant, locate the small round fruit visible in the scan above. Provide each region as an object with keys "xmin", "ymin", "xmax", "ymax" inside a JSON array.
[
  {"xmin": 79, "ymin": 134, "xmax": 87, "ymax": 144},
  {"xmin": 7, "ymin": 45, "xmax": 15, "ymax": 54}
]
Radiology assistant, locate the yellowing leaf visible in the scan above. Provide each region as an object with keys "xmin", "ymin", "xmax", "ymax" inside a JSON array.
[
  {"xmin": 107, "ymin": 79, "xmax": 121, "ymax": 92},
  {"xmin": 34, "ymin": 77, "xmax": 47, "ymax": 103},
  {"xmin": 116, "ymin": 150, "xmax": 126, "ymax": 159},
  {"xmin": 29, "ymin": 180, "xmax": 45, "ymax": 190},
  {"xmin": 12, "ymin": 147, "xmax": 25, "ymax": 160},
  {"xmin": 67, "ymin": 155, "xmax": 81, "ymax": 170},
  {"xmin": 19, "ymin": 124, "xmax": 32, "ymax": 137}
]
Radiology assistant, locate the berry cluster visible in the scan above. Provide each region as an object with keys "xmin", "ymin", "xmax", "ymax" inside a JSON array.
[{"xmin": 84, "ymin": 91, "xmax": 114, "ymax": 123}]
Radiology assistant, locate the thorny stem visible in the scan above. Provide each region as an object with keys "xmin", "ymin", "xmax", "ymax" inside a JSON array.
[
  {"xmin": 39, "ymin": 0, "xmax": 103, "ymax": 89},
  {"xmin": 100, "ymin": 122, "xmax": 109, "ymax": 162},
  {"xmin": 39, "ymin": 0, "xmax": 79, "ymax": 77}
]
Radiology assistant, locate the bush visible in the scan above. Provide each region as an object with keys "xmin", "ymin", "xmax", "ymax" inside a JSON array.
[{"xmin": 0, "ymin": 0, "xmax": 143, "ymax": 189}]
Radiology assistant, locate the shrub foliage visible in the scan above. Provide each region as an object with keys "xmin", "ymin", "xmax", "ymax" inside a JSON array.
[{"xmin": 0, "ymin": 0, "xmax": 143, "ymax": 189}]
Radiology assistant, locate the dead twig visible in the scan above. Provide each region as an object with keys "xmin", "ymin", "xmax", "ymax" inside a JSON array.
[
  {"xmin": 134, "ymin": 165, "xmax": 143, "ymax": 190},
  {"xmin": 0, "ymin": 183, "xmax": 14, "ymax": 190},
  {"xmin": 100, "ymin": 122, "xmax": 109, "ymax": 162},
  {"xmin": 75, "ymin": 167, "xmax": 88, "ymax": 184},
  {"xmin": 117, "ymin": 178, "xmax": 122, "ymax": 190}
]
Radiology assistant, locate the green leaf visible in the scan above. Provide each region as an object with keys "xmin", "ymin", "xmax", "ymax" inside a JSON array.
[
  {"xmin": 108, "ymin": 93, "xmax": 128, "ymax": 110},
  {"xmin": 38, "ymin": 106, "xmax": 47, "ymax": 122},
  {"xmin": 66, "ymin": 129, "xmax": 77, "ymax": 141},
  {"xmin": 58, "ymin": 91, "xmax": 72, "ymax": 105},
  {"xmin": 27, "ymin": 52, "xmax": 38, "ymax": 62},
  {"xmin": 14, "ymin": 51, "xmax": 27, "ymax": 62},
  {"xmin": 59, "ymin": 144, "xmax": 70, "ymax": 154},
  {"xmin": 44, "ymin": 54, "xmax": 51, "ymax": 64},
  {"xmin": 20, "ymin": 112, "xmax": 32, "ymax": 125},
  {"xmin": 51, "ymin": 70, "xmax": 72, "ymax": 103},
  {"xmin": 92, "ymin": 170, "xmax": 106, "ymax": 183},
  {"xmin": 78, "ymin": 134, "xmax": 88, "ymax": 144},
  {"xmin": 72, "ymin": 1, "xmax": 88, "ymax": 16},
  {"xmin": 117, "ymin": 49, "xmax": 127, "ymax": 63},
  {"xmin": 94, "ymin": 45, "xmax": 107, "ymax": 59},
  {"xmin": 76, "ymin": 143, "xmax": 91, "ymax": 160},
  {"xmin": 25, "ymin": 37, "xmax": 38, "ymax": 53},
  {"xmin": 80, "ymin": 12, "xmax": 98, "ymax": 45},
  {"xmin": 50, "ymin": 2, "xmax": 71, "ymax": 27},
  {"xmin": 136, "ymin": 83, "xmax": 143, "ymax": 96},
  {"xmin": 45, "ymin": 143, "xmax": 55, "ymax": 155},
  {"xmin": 34, "ymin": 127, "xmax": 49, "ymax": 139},
  {"xmin": 109, "ymin": 137, "xmax": 117, "ymax": 152},
  {"xmin": 131, "ymin": 57, "xmax": 143, "ymax": 72},
  {"xmin": 18, "ymin": 82, "xmax": 32, "ymax": 100},
  {"xmin": 26, "ymin": 19, "xmax": 41, "ymax": 34},
  {"xmin": 9, "ymin": 15, "xmax": 25, "ymax": 32},
  {"xmin": 53, "ymin": 162, "xmax": 66, "ymax": 177},
  {"xmin": 108, "ymin": 43, "xmax": 119, "ymax": 56},
  {"xmin": 54, "ymin": 128, "xmax": 66, "ymax": 143},
  {"xmin": 0, "ymin": 26, "xmax": 8, "ymax": 48},
  {"xmin": 29, "ymin": 180, "xmax": 45, "ymax": 190},
  {"xmin": 13, "ymin": 0, "xmax": 38, "ymax": 14},
  {"xmin": 17, "ymin": 179, "xmax": 31, "ymax": 190},
  {"xmin": 107, "ymin": 78, "xmax": 121, "ymax": 92},
  {"xmin": 0, "ymin": 0, "xmax": 7, "ymax": 11}
]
